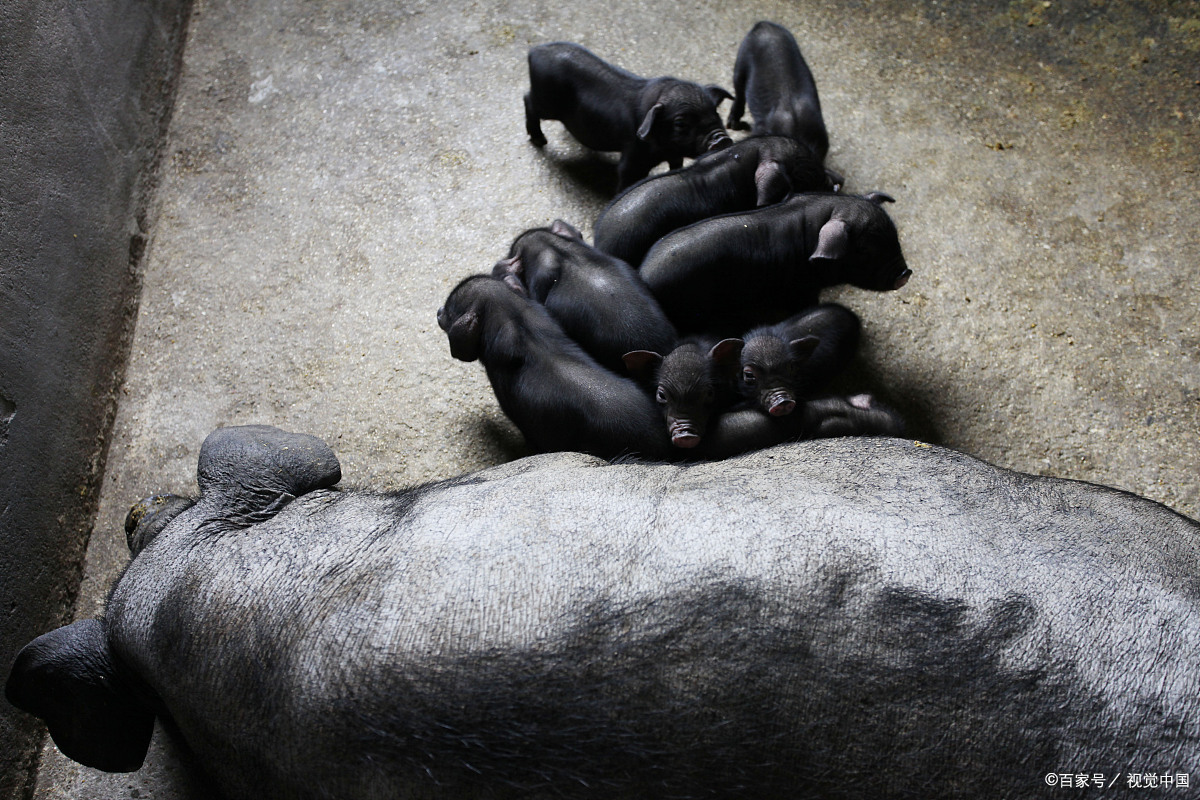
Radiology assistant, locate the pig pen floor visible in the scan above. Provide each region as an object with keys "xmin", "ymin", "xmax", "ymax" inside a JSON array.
[{"xmin": 35, "ymin": 0, "xmax": 1199, "ymax": 797}]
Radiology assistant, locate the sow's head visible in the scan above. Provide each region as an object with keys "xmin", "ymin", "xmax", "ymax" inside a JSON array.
[{"xmin": 5, "ymin": 425, "xmax": 341, "ymax": 772}]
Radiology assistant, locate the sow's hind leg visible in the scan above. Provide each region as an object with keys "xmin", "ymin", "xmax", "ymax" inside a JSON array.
[{"xmin": 196, "ymin": 425, "xmax": 343, "ymax": 525}]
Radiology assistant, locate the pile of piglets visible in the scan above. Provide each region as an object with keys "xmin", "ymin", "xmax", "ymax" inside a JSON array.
[{"xmin": 438, "ymin": 21, "xmax": 914, "ymax": 462}]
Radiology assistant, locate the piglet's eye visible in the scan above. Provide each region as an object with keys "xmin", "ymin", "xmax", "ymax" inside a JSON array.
[
  {"xmin": 655, "ymin": 387, "xmax": 667, "ymax": 404},
  {"xmin": 742, "ymin": 367, "xmax": 757, "ymax": 385}
]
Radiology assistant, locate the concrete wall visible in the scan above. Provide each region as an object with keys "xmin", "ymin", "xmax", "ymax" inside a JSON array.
[{"xmin": 0, "ymin": 2, "xmax": 191, "ymax": 797}]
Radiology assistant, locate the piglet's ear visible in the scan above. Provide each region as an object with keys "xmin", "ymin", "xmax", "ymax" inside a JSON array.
[
  {"xmin": 863, "ymin": 191, "xmax": 895, "ymax": 206},
  {"xmin": 705, "ymin": 85, "xmax": 734, "ymax": 107},
  {"xmin": 789, "ymin": 335, "xmax": 820, "ymax": 361},
  {"xmin": 810, "ymin": 218, "xmax": 849, "ymax": 262},
  {"xmin": 708, "ymin": 338, "xmax": 745, "ymax": 366},
  {"xmin": 6, "ymin": 620, "xmax": 154, "ymax": 773},
  {"xmin": 754, "ymin": 160, "xmax": 792, "ymax": 207},
  {"xmin": 637, "ymin": 103, "xmax": 664, "ymax": 140},
  {"xmin": 491, "ymin": 255, "xmax": 522, "ymax": 278},
  {"xmin": 549, "ymin": 219, "xmax": 583, "ymax": 241},
  {"xmin": 499, "ymin": 274, "xmax": 527, "ymax": 296},
  {"xmin": 622, "ymin": 350, "xmax": 663, "ymax": 382},
  {"xmin": 447, "ymin": 310, "xmax": 483, "ymax": 362}
]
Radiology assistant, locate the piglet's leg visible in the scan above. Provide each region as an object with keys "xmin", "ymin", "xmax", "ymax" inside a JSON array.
[
  {"xmin": 524, "ymin": 92, "xmax": 547, "ymax": 147},
  {"xmin": 801, "ymin": 396, "xmax": 905, "ymax": 439},
  {"xmin": 616, "ymin": 147, "xmax": 658, "ymax": 191},
  {"xmin": 725, "ymin": 92, "xmax": 749, "ymax": 130}
]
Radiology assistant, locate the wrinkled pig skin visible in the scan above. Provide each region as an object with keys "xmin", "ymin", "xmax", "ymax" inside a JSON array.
[
  {"xmin": 592, "ymin": 135, "xmax": 835, "ymax": 267},
  {"xmin": 525, "ymin": 42, "xmax": 733, "ymax": 190},
  {"xmin": 727, "ymin": 21, "xmax": 830, "ymax": 162},
  {"xmin": 640, "ymin": 192, "xmax": 911, "ymax": 335},
  {"xmin": 491, "ymin": 220, "xmax": 677, "ymax": 370},
  {"xmin": 8, "ymin": 425, "xmax": 1200, "ymax": 799}
]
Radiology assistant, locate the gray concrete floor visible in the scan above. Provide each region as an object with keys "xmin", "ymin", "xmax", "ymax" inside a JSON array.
[{"xmin": 34, "ymin": 0, "xmax": 1199, "ymax": 797}]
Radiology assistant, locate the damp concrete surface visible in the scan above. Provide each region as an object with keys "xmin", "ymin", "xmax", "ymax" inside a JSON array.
[{"xmin": 32, "ymin": 0, "xmax": 1200, "ymax": 797}]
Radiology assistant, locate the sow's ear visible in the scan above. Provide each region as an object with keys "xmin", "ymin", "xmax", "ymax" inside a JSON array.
[
  {"xmin": 197, "ymin": 425, "xmax": 342, "ymax": 504},
  {"xmin": 6, "ymin": 619, "xmax": 154, "ymax": 772}
]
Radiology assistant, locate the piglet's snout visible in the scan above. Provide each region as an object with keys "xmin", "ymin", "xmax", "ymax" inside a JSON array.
[
  {"xmin": 706, "ymin": 131, "xmax": 733, "ymax": 151},
  {"xmin": 767, "ymin": 395, "xmax": 796, "ymax": 416},
  {"xmin": 668, "ymin": 418, "xmax": 703, "ymax": 448}
]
